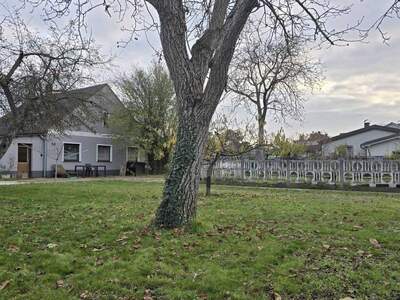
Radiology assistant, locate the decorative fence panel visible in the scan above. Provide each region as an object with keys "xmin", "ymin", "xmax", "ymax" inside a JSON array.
[{"xmin": 201, "ymin": 158, "xmax": 400, "ymax": 188}]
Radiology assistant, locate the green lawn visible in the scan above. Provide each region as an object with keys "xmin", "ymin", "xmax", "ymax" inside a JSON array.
[{"xmin": 1, "ymin": 181, "xmax": 400, "ymax": 299}]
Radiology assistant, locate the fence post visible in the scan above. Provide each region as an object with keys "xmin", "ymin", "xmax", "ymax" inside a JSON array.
[
  {"xmin": 339, "ymin": 159, "xmax": 344, "ymax": 187},
  {"xmin": 286, "ymin": 159, "xmax": 290, "ymax": 183},
  {"xmin": 240, "ymin": 158, "xmax": 244, "ymax": 180}
]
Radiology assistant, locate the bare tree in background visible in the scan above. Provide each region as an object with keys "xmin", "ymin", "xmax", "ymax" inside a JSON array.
[
  {"xmin": 228, "ymin": 22, "xmax": 321, "ymax": 161},
  {"xmin": 19, "ymin": 0, "xmax": 362, "ymax": 228},
  {"xmin": 0, "ymin": 10, "xmax": 103, "ymax": 159}
]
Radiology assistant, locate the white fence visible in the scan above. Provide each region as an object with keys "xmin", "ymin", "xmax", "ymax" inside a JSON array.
[{"xmin": 201, "ymin": 158, "xmax": 400, "ymax": 188}]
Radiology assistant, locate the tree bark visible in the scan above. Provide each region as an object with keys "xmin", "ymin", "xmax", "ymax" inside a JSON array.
[
  {"xmin": 152, "ymin": 0, "xmax": 258, "ymax": 228},
  {"xmin": 206, "ymin": 153, "xmax": 220, "ymax": 196},
  {"xmin": 154, "ymin": 107, "xmax": 210, "ymax": 228},
  {"xmin": 256, "ymin": 118, "xmax": 266, "ymax": 162}
]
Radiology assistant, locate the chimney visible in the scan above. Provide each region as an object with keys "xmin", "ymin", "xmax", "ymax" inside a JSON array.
[{"xmin": 364, "ymin": 120, "xmax": 370, "ymax": 128}]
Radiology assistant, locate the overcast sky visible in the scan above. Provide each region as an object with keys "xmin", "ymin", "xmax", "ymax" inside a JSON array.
[{"xmin": 3, "ymin": 0, "xmax": 400, "ymax": 137}]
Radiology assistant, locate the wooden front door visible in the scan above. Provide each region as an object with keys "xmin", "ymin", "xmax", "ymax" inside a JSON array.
[{"xmin": 17, "ymin": 144, "xmax": 32, "ymax": 179}]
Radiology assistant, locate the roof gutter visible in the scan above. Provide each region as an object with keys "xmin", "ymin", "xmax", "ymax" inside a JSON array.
[{"xmin": 39, "ymin": 136, "xmax": 47, "ymax": 177}]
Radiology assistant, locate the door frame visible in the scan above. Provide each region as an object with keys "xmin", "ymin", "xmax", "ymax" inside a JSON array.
[{"xmin": 17, "ymin": 143, "xmax": 32, "ymax": 178}]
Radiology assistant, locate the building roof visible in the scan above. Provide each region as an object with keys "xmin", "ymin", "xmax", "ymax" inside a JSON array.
[
  {"xmin": 328, "ymin": 125, "xmax": 400, "ymax": 142},
  {"xmin": 386, "ymin": 122, "xmax": 400, "ymax": 129},
  {"xmin": 0, "ymin": 83, "xmax": 116, "ymax": 137},
  {"xmin": 360, "ymin": 133, "xmax": 400, "ymax": 148}
]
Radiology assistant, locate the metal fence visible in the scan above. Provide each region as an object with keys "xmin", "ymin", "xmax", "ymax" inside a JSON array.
[{"xmin": 201, "ymin": 158, "xmax": 400, "ymax": 188}]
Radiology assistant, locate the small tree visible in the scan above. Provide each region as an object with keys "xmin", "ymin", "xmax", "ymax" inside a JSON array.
[
  {"xmin": 204, "ymin": 116, "xmax": 257, "ymax": 196},
  {"xmin": 270, "ymin": 129, "xmax": 306, "ymax": 159},
  {"xmin": 334, "ymin": 145, "xmax": 350, "ymax": 159},
  {"xmin": 110, "ymin": 63, "xmax": 176, "ymax": 173}
]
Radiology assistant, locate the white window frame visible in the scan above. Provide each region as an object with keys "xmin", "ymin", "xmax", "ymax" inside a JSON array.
[
  {"xmin": 96, "ymin": 144, "xmax": 112, "ymax": 163},
  {"xmin": 62, "ymin": 142, "xmax": 82, "ymax": 163}
]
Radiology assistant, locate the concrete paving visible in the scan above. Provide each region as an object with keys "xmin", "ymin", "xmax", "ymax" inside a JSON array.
[{"xmin": 0, "ymin": 176, "xmax": 165, "ymax": 186}]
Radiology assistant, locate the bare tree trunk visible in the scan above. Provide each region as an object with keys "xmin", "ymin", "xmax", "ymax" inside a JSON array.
[
  {"xmin": 206, "ymin": 153, "xmax": 220, "ymax": 196},
  {"xmin": 256, "ymin": 118, "xmax": 266, "ymax": 162},
  {"xmin": 154, "ymin": 109, "xmax": 210, "ymax": 228},
  {"xmin": 152, "ymin": 0, "xmax": 258, "ymax": 228}
]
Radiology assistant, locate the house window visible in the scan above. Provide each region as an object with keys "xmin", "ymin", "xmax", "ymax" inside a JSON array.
[
  {"xmin": 18, "ymin": 145, "xmax": 29, "ymax": 163},
  {"xmin": 127, "ymin": 147, "xmax": 138, "ymax": 162},
  {"xmin": 63, "ymin": 143, "xmax": 80, "ymax": 162},
  {"xmin": 97, "ymin": 145, "xmax": 112, "ymax": 162}
]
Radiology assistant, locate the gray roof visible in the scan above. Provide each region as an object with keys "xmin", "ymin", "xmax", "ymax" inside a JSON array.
[
  {"xmin": 386, "ymin": 122, "xmax": 400, "ymax": 129},
  {"xmin": 329, "ymin": 125, "xmax": 400, "ymax": 142},
  {"xmin": 361, "ymin": 133, "xmax": 400, "ymax": 147},
  {"xmin": 0, "ymin": 83, "xmax": 113, "ymax": 137}
]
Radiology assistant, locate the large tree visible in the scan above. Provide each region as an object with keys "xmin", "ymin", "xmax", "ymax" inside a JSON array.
[
  {"xmin": 110, "ymin": 63, "xmax": 176, "ymax": 173},
  {"xmin": 228, "ymin": 22, "xmax": 320, "ymax": 161},
  {"xmin": 21, "ymin": 0, "xmax": 361, "ymax": 228},
  {"xmin": 0, "ymin": 11, "xmax": 103, "ymax": 159}
]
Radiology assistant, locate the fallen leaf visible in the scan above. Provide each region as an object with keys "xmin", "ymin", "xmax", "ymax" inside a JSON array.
[
  {"xmin": 154, "ymin": 232, "xmax": 161, "ymax": 241},
  {"xmin": 56, "ymin": 280, "xmax": 65, "ymax": 288},
  {"xmin": 144, "ymin": 288, "xmax": 153, "ymax": 300},
  {"xmin": 95, "ymin": 258, "xmax": 104, "ymax": 266},
  {"xmin": 273, "ymin": 292, "xmax": 282, "ymax": 300},
  {"xmin": 339, "ymin": 297, "xmax": 354, "ymax": 300},
  {"xmin": 322, "ymin": 244, "xmax": 330, "ymax": 250},
  {"xmin": 369, "ymin": 238, "xmax": 382, "ymax": 249},
  {"xmin": 92, "ymin": 247, "xmax": 105, "ymax": 252},
  {"xmin": 47, "ymin": 243, "xmax": 58, "ymax": 249},
  {"xmin": 80, "ymin": 291, "xmax": 90, "ymax": 299},
  {"xmin": 0, "ymin": 280, "xmax": 10, "ymax": 291},
  {"xmin": 116, "ymin": 235, "xmax": 128, "ymax": 242},
  {"xmin": 8, "ymin": 245, "xmax": 19, "ymax": 253},
  {"xmin": 197, "ymin": 293, "xmax": 208, "ymax": 300}
]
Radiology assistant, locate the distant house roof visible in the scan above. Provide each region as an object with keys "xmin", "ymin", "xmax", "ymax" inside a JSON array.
[
  {"xmin": 386, "ymin": 122, "xmax": 400, "ymax": 129},
  {"xmin": 328, "ymin": 125, "xmax": 400, "ymax": 142},
  {"xmin": 360, "ymin": 133, "xmax": 400, "ymax": 148},
  {"xmin": 0, "ymin": 83, "xmax": 118, "ymax": 137}
]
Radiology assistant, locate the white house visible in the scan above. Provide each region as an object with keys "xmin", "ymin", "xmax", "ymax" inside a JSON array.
[
  {"xmin": 322, "ymin": 122, "xmax": 400, "ymax": 158},
  {"xmin": 0, "ymin": 84, "xmax": 147, "ymax": 178}
]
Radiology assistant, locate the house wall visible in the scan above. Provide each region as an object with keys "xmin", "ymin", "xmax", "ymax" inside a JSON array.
[
  {"xmin": 45, "ymin": 133, "xmax": 129, "ymax": 176},
  {"xmin": 322, "ymin": 130, "xmax": 394, "ymax": 157},
  {"xmin": 0, "ymin": 136, "xmax": 44, "ymax": 177},
  {"xmin": 72, "ymin": 85, "xmax": 122, "ymax": 135},
  {"xmin": 367, "ymin": 139, "xmax": 400, "ymax": 157}
]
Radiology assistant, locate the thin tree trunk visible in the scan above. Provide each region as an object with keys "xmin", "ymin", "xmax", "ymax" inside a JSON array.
[
  {"xmin": 206, "ymin": 153, "xmax": 220, "ymax": 196},
  {"xmin": 154, "ymin": 110, "xmax": 209, "ymax": 228},
  {"xmin": 256, "ymin": 118, "xmax": 266, "ymax": 161}
]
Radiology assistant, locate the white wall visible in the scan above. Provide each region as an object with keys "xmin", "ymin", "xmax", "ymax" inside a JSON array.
[
  {"xmin": 368, "ymin": 139, "xmax": 400, "ymax": 157},
  {"xmin": 0, "ymin": 136, "xmax": 44, "ymax": 173},
  {"xmin": 45, "ymin": 133, "xmax": 127, "ymax": 173},
  {"xmin": 322, "ymin": 129, "xmax": 394, "ymax": 157}
]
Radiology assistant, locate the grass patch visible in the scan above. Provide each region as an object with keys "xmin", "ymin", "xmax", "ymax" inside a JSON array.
[{"xmin": 1, "ymin": 181, "xmax": 400, "ymax": 299}]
